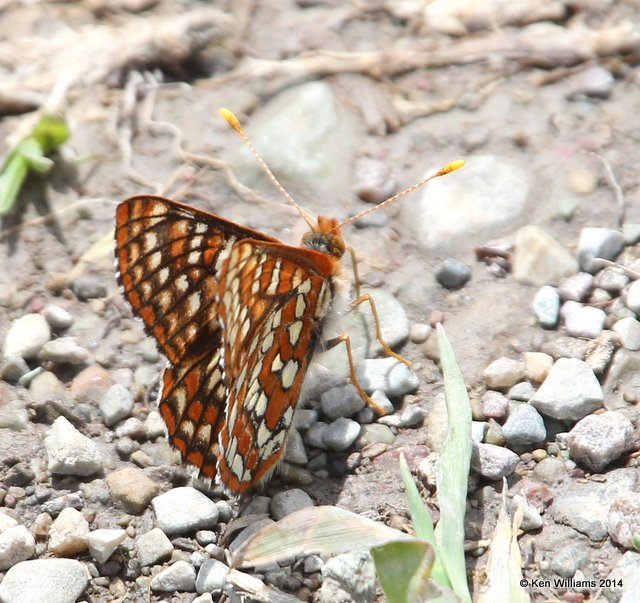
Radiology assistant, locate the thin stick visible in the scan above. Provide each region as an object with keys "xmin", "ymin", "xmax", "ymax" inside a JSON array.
[{"xmin": 592, "ymin": 152, "xmax": 625, "ymax": 227}]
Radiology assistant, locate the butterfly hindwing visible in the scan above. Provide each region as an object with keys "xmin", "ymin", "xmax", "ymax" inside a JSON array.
[{"xmin": 215, "ymin": 239, "xmax": 335, "ymax": 494}]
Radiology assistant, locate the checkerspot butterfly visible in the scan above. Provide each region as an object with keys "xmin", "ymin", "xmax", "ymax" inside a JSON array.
[{"xmin": 115, "ymin": 108, "xmax": 463, "ymax": 496}]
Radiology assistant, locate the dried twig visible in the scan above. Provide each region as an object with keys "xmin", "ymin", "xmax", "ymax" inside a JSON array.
[{"xmin": 592, "ymin": 152, "xmax": 626, "ymax": 227}]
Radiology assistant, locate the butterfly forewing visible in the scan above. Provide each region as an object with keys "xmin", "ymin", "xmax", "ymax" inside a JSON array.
[
  {"xmin": 114, "ymin": 195, "xmax": 280, "ymax": 483},
  {"xmin": 215, "ymin": 240, "xmax": 336, "ymax": 493}
]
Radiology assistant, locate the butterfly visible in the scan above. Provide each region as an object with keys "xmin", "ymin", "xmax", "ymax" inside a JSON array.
[{"xmin": 114, "ymin": 108, "xmax": 463, "ymax": 496}]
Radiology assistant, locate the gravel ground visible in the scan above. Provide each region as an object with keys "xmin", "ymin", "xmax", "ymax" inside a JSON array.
[{"xmin": 1, "ymin": 1, "xmax": 640, "ymax": 602}]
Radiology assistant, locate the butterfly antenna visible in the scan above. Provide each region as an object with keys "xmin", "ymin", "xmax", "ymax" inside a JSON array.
[
  {"xmin": 219, "ymin": 108, "xmax": 315, "ymax": 230},
  {"xmin": 336, "ymin": 159, "xmax": 465, "ymax": 230}
]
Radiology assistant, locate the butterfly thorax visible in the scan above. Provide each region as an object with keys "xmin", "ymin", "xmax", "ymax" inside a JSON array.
[{"xmin": 301, "ymin": 216, "xmax": 345, "ymax": 262}]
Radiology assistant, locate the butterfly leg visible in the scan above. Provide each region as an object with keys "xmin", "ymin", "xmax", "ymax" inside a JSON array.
[
  {"xmin": 324, "ymin": 333, "xmax": 387, "ymax": 415},
  {"xmin": 352, "ymin": 293, "xmax": 412, "ymax": 368}
]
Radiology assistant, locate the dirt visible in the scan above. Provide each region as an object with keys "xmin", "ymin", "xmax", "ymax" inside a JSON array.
[{"xmin": 1, "ymin": 1, "xmax": 640, "ymax": 602}]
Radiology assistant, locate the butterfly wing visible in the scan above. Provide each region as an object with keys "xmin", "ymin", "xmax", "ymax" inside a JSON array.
[
  {"xmin": 215, "ymin": 238, "xmax": 338, "ymax": 494},
  {"xmin": 114, "ymin": 195, "xmax": 278, "ymax": 479}
]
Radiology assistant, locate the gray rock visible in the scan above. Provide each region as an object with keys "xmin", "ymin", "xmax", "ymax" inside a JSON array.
[
  {"xmin": 502, "ymin": 404, "xmax": 546, "ymax": 447},
  {"xmin": 550, "ymin": 542, "xmax": 590, "ymax": 578},
  {"xmin": 136, "ymin": 528, "xmax": 174, "ymax": 566},
  {"xmin": 293, "ymin": 408, "xmax": 319, "ymax": 431},
  {"xmin": 435, "ymin": 258, "xmax": 471, "ymax": 290},
  {"xmin": 320, "ymin": 384, "xmax": 365, "ymax": 420},
  {"xmin": 0, "ymin": 525, "xmax": 35, "ymax": 570},
  {"xmin": 0, "ymin": 559, "xmax": 88, "ymax": 603},
  {"xmin": 356, "ymin": 358, "xmax": 419, "ymax": 397},
  {"xmin": 567, "ymin": 411, "xmax": 634, "ymax": 472},
  {"xmin": 86, "ymin": 528, "xmax": 126, "ymax": 565},
  {"xmin": 320, "ymin": 551, "xmax": 376, "ymax": 603},
  {"xmin": 507, "ymin": 381, "xmax": 536, "ymax": 401},
  {"xmin": 356, "ymin": 423, "xmax": 395, "ymax": 447},
  {"xmin": 513, "ymin": 226, "xmax": 578, "ymax": 286},
  {"xmin": 215, "ymin": 500, "xmax": 234, "ymax": 524},
  {"xmin": 241, "ymin": 496, "xmax": 271, "ymax": 516},
  {"xmin": 549, "ymin": 468, "xmax": 637, "ymax": 540},
  {"xmin": 152, "ymin": 487, "xmax": 219, "ymax": 535},
  {"xmin": 577, "ymin": 66, "xmax": 615, "ymax": 99},
  {"xmin": 613, "ymin": 317, "xmax": 640, "ymax": 351},
  {"xmin": 532, "ymin": 286, "xmax": 560, "ymax": 328},
  {"xmin": 558, "ymin": 272, "xmax": 594, "ymax": 302},
  {"xmin": 40, "ymin": 337, "xmax": 89, "ymax": 365},
  {"xmin": 114, "ymin": 417, "xmax": 146, "ymax": 440},
  {"xmin": 609, "ymin": 492, "xmax": 640, "ymax": 549},
  {"xmin": 144, "ymin": 410, "xmax": 166, "ymax": 439},
  {"xmin": 623, "ymin": 224, "xmax": 640, "ymax": 245},
  {"xmin": 99, "ymin": 384, "xmax": 135, "ymax": 427},
  {"xmin": 596, "ymin": 267, "xmax": 629, "ymax": 292},
  {"xmin": 399, "ymin": 405, "xmax": 424, "ymax": 427},
  {"xmin": 279, "ymin": 462, "xmax": 313, "ymax": 487},
  {"xmin": 195, "ymin": 559, "xmax": 229, "ymax": 594},
  {"xmin": 0, "ymin": 356, "xmax": 30, "ymax": 383},
  {"xmin": 626, "ymin": 280, "xmax": 640, "ymax": 315},
  {"xmin": 481, "ymin": 390, "xmax": 509, "ymax": 419},
  {"xmin": 352, "ymin": 156, "xmax": 397, "ymax": 204},
  {"xmin": 530, "ymin": 358, "xmax": 603, "ymax": 421},
  {"xmin": 270, "ymin": 489, "xmax": 314, "ymax": 521},
  {"xmin": 227, "ymin": 81, "xmax": 361, "ymax": 198},
  {"xmin": 45, "ymin": 416, "xmax": 103, "ymax": 477},
  {"xmin": 577, "ymin": 227, "xmax": 624, "ymax": 273},
  {"xmin": 304, "ymin": 554, "xmax": 324, "ymax": 573},
  {"xmin": 510, "ymin": 494, "xmax": 543, "ymax": 532},
  {"xmin": 562, "ymin": 303, "xmax": 606, "ymax": 339},
  {"xmin": 532, "ymin": 456, "xmax": 568, "ymax": 484},
  {"xmin": 106, "ymin": 467, "xmax": 159, "ymax": 514},
  {"xmin": 304, "ymin": 422, "xmax": 328, "ymax": 449},
  {"xmin": 403, "ymin": 155, "xmax": 530, "ymax": 252},
  {"xmin": 283, "ymin": 428, "xmax": 308, "ymax": 465},
  {"xmin": 471, "ymin": 421, "xmax": 488, "ymax": 443},
  {"xmin": 47, "ymin": 508, "xmax": 89, "ymax": 556},
  {"xmin": 72, "ymin": 275, "xmax": 108, "ymax": 300},
  {"xmin": 322, "ymin": 418, "xmax": 361, "ymax": 451},
  {"xmin": 150, "ymin": 560, "xmax": 196, "ymax": 592},
  {"xmin": 482, "ymin": 357, "xmax": 526, "ymax": 389},
  {"xmin": 609, "ymin": 551, "xmax": 640, "ymax": 603},
  {"xmin": 471, "ymin": 443, "xmax": 519, "ymax": 480},
  {"xmin": 42, "ymin": 304, "xmax": 74, "ymax": 330},
  {"xmin": 2, "ymin": 313, "xmax": 51, "ymax": 360},
  {"xmin": 0, "ymin": 398, "xmax": 28, "ymax": 431}
]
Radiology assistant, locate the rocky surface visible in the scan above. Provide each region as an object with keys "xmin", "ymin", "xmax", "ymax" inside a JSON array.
[{"xmin": 1, "ymin": 1, "xmax": 639, "ymax": 602}]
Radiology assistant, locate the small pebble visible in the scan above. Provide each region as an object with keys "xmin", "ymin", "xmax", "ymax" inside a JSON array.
[
  {"xmin": 48, "ymin": 508, "xmax": 89, "ymax": 556},
  {"xmin": 564, "ymin": 304, "xmax": 606, "ymax": 339},
  {"xmin": 435, "ymin": 258, "xmax": 471, "ymax": 290},
  {"xmin": 42, "ymin": 305, "xmax": 74, "ymax": 330},
  {"xmin": 596, "ymin": 268, "xmax": 629, "ymax": 293},
  {"xmin": 106, "ymin": 467, "xmax": 159, "ymax": 514},
  {"xmin": 577, "ymin": 227, "xmax": 624, "ymax": 273},
  {"xmin": 284, "ymin": 428, "xmax": 308, "ymax": 465},
  {"xmin": 608, "ymin": 492, "xmax": 640, "ymax": 549},
  {"xmin": 320, "ymin": 384, "xmax": 365, "ymax": 420},
  {"xmin": 136, "ymin": 528, "xmax": 174, "ymax": 566},
  {"xmin": 613, "ymin": 317, "xmax": 640, "ymax": 351},
  {"xmin": 195, "ymin": 559, "xmax": 229, "ymax": 594},
  {"xmin": 86, "ymin": 528, "xmax": 126, "ymax": 565},
  {"xmin": 567, "ymin": 411, "xmax": 634, "ymax": 473},
  {"xmin": 481, "ymin": 390, "xmax": 509, "ymax": 420},
  {"xmin": 270, "ymin": 489, "xmax": 314, "ymax": 521},
  {"xmin": 150, "ymin": 560, "xmax": 196, "ymax": 592},
  {"xmin": 578, "ymin": 66, "xmax": 615, "ymax": 99},
  {"xmin": 40, "ymin": 337, "xmax": 89, "ymax": 365},
  {"xmin": 625, "ymin": 280, "xmax": 640, "ymax": 315},
  {"xmin": 322, "ymin": 418, "xmax": 361, "ymax": 451},
  {"xmin": 45, "ymin": 416, "xmax": 103, "ymax": 477},
  {"xmin": 99, "ymin": 384, "xmax": 135, "ymax": 427},
  {"xmin": 72, "ymin": 275, "xmax": 108, "ymax": 300},
  {"xmin": 356, "ymin": 358, "xmax": 419, "ymax": 397},
  {"xmin": 507, "ymin": 381, "xmax": 536, "ymax": 402},
  {"xmin": 352, "ymin": 156, "xmax": 397, "ymax": 204},
  {"xmin": 320, "ymin": 552, "xmax": 376, "ymax": 603},
  {"xmin": 0, "ymin": 525, "xmax": 35, "ymax": 570},
  {"xmin": 558, "ymin": 272, "xmax": 594, "ymax": 302},
  {"xmin": 502, "ymin": 404, "xmax": 546, "ymax": 447},
  {"xmin": 471, "ymin": 443, "xmax": 520, "ymax": 480},
  {"xmin": 532, "ymin": 286, "xmax": 560, "ymax": 328},
  {"xmin": 409, "ymin": 323, "xmax": 431, "ymax": 344},
  {"xmin": 482, "ymin": 357, "xmax": 526, "ymax": 389},
  {"xmin": 530, "ymin": 357, "xmax": 603, "ymax": 421},
  {"xmin": 2, "ymin": 313, "xmax": 51, "ymax": 360},
  {"xmin": 152, "ymin": 487, "xmax": 219, "ymax": 535},
  {"xmin": 523, "ymin": 352, "xmax": 553, "ymax": 384}
]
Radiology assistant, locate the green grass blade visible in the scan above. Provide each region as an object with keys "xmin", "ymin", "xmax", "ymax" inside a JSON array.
[
  {"xmin": 434, "ymin": 324, "xmax": 472, "ymax": 603},
  {"xmin": 399, "ymin": 453, "xmax": 449, "ymax": 587},
  {"xmin": 232, "ymin": 505, "xmax": 416, "ymax": 568},
  {"xmin": 0, "ymin": 152, "xmax": 29, "ymax": 215},
  {"xmin": 371, "ymin": 540, "xmax": 434, "ymax": 603}
]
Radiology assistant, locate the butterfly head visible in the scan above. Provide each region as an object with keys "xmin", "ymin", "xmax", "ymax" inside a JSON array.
[{"xmin": 301, "ymin": 216, "xmax": 345, "ymax": 259}]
